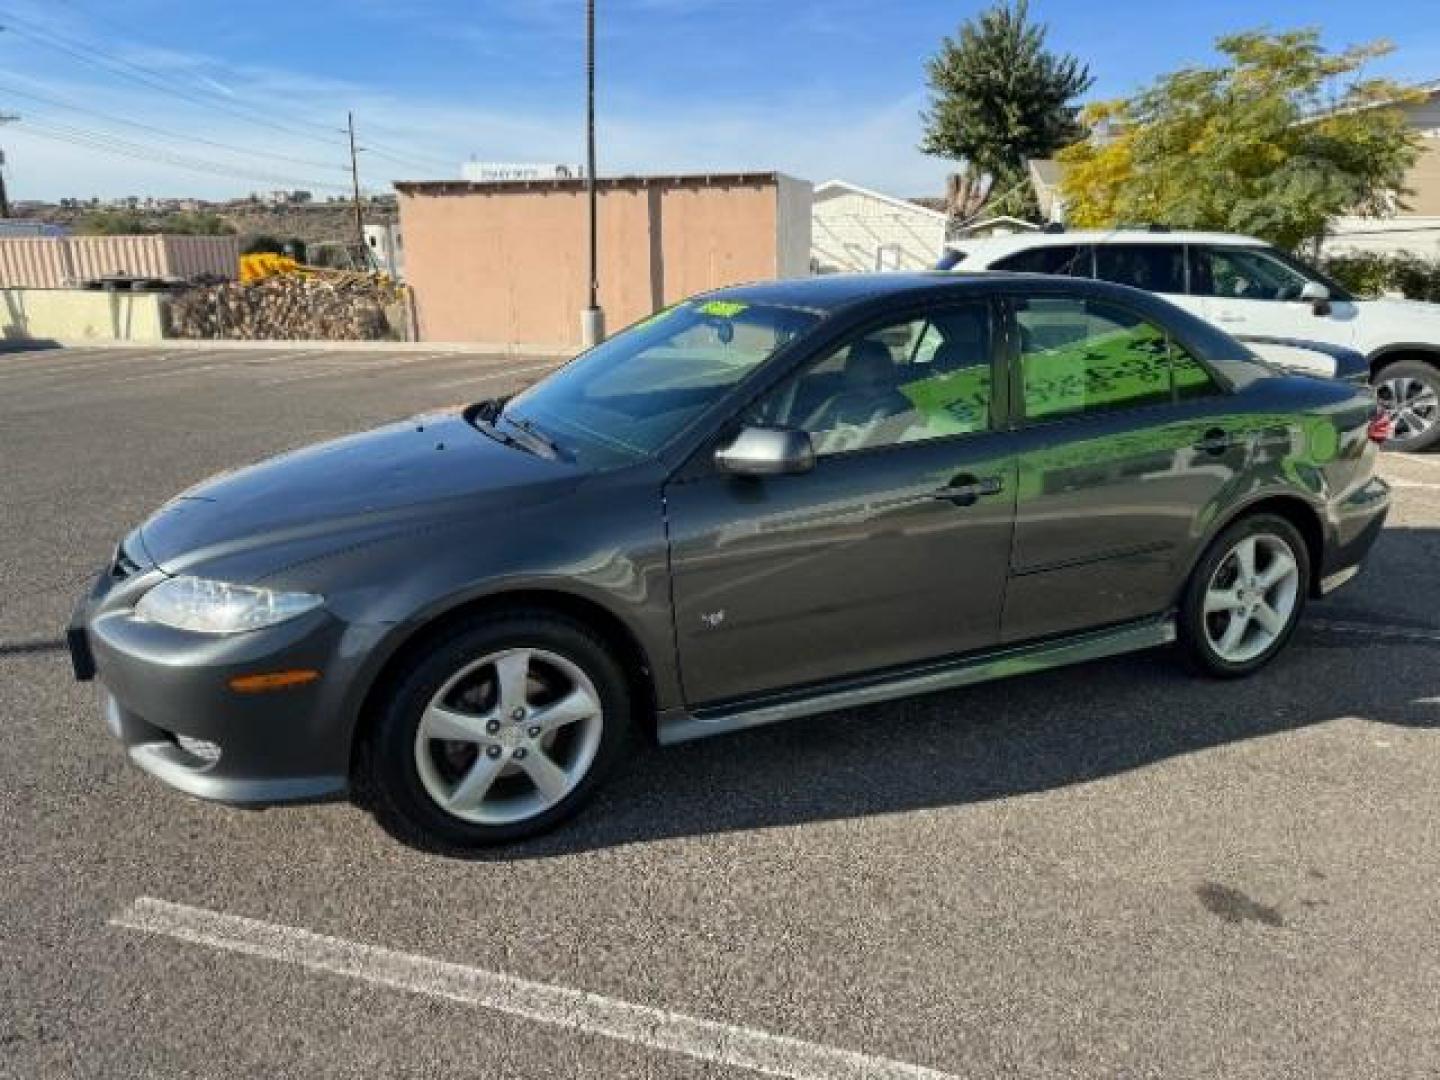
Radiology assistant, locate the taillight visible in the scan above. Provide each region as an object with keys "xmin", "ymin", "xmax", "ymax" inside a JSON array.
[{"xmin": 1368, "ymin": 411, "xmax": 1394, "ymax": 444}]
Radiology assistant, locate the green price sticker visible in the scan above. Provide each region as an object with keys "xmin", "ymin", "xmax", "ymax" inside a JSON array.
[{"xmin": 696, "ymin": 300, "xmax": 748, "ymax": 318}]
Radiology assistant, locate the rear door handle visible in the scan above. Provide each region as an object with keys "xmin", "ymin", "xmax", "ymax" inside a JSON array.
[
  {"xmin": 1193, "ymin": 428, "xmax": 1236, "ymax": 455},
  {"xmin": 934, "ymin": 474, "xmax": 1004, "ymax": 506}
]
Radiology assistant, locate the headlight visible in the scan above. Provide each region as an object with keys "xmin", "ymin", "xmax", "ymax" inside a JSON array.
[{"xmin": 134, "ymin": 576, "xmax": 323, "ymax": 634}]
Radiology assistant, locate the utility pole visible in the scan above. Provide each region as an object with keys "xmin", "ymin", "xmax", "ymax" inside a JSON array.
[
  {"xmin": 581, "ymin": 0, "xmax": 604, "ymax": 346},
  {"xmin": 0, "ymin": 112, "xmax": 18, "ymax": 219},
  {"xmin": 347, "ymin": 111, "xmax": 365, "ymax": 256}
]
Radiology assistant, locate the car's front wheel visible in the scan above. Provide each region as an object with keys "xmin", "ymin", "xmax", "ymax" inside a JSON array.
[
  {"xmin": 1374, "ymin": 359, "xmax": 1440, "ymax": 451},
  {"xmin": 364, "ymin": 611, "xmax": 632, "ymax": 847},
  {"xmin": 1179, "ymin": 514, "xmax": 1310, "ymax": 678}
]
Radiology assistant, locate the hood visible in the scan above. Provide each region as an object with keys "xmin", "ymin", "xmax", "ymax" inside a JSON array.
[
  {"xmin": 138, "ymin": 409, "xmax": 578, "ymax": 571},
  {"xmin": 1356, "ymin": 296, "xmax": 1440, "ymax": 324}
]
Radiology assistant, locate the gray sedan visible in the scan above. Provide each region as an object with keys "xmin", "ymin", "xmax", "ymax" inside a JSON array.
[{"xmin": 69, "ymin": 273, "xmax": 1391, "ymax": 846}]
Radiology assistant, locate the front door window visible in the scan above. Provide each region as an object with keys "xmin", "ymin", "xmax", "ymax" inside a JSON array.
[{"xmin": 748, "ymin": 305, "xmax": 994, "ymax": 455}]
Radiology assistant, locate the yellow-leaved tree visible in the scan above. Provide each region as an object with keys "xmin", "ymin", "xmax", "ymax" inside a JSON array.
[{"xmin": 1058, "ymin": 30, "xmax": 1421, "ymax": 250}]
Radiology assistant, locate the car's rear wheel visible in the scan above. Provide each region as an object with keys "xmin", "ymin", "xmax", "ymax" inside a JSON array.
[
  {"xmin": 364, "ymin": 611, "xmax": 632, "ymax": 847},
  {"xmin": 1179, "ymin": 514, "xmax": 1309, "ymax": 678},
  {"xmin": 1374, "ymin": 359, "xmax": 1440, "ymax": 451}
]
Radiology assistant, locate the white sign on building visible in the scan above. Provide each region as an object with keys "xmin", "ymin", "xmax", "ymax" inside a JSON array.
[{"xmin": 461, "ymin": 162, "xmax": 584, "ymax": 183}]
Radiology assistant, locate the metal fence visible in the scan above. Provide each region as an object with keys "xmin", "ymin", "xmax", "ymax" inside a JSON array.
[{"xmin": 0, "ymin": 235, "xmax": 240, "ymax": 288}]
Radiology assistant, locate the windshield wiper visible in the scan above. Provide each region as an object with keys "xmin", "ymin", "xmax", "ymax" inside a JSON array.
[
  {"xmin": 473, "ymin": 417, "xmax": 528, "ymax": 453},
  {"xmin": 500, "ymin": 411, "xmax": 567, "ymax": 461}
]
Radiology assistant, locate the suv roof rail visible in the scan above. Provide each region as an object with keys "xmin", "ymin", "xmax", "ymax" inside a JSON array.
[
  {"xmin": 1041, "ymin": 222, "xmax": 1066, "ymax": 234},
  {"xmin": 1147, "ymin": 223, "xmax": 1171, "ymax": 233}
]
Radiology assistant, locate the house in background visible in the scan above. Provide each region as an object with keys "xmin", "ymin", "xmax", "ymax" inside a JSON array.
[
  {"xmin": 951, "ymin": 215, "xmax": 1040, "ymax": 240},
  {"xmin": 1326, "ymin": 79, "xmax": 1440, "ymax": 257},
  {"xmin": 811, "ymin": 180, "xmax": 948, "ymax": 273},
  {"xmin": 1027, "ymin": 159, "xmax": 1068, "ymax": 226}
]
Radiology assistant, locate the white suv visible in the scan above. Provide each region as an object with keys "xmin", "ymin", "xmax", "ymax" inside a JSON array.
[{"xmin": 944, "ymin": 229, "xmax": 1440, "ymax": 449}]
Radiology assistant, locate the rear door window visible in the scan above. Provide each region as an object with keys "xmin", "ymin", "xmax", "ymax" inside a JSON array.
[
  {"xmin": 992, "ymin": 245, "xmax": 1091, "ymax": 276},
  {"xmin": 1094, "ymin": 244, "xmax": 1186, "ymax": 294},
  {"xmin": 1014, "ymin": 297, "xmax": 1215, "ymax": 421}
]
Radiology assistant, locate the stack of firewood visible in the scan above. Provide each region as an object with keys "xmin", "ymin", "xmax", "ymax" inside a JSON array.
[{"xmin": 166, "ymin": 272, "xmax": 403, "ymax": 341}]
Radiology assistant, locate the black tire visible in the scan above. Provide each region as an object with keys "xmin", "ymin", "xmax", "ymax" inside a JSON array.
[
  {"xmin": 362, "ymin": 610, "xmax": 632, "ymax": 848},
  {"xmin": 1374, "ymin": 359, "xmax": 1440, "ymax": 452},
  {"xmin": 1178, "ymin": 514, "xmax": 1310, "ymax": 679}
]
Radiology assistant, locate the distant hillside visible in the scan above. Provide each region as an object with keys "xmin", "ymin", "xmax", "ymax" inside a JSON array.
[{"xmin": 15, "ymin": 200, "xmax": 398, "ymax": 247}]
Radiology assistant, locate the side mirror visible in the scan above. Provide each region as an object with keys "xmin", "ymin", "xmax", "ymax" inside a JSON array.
[
  {"xmin": 1301, "ymin": 281, "xmax": 1331, "ymax": 315},
  {"xmin": 715, "ymin": 426, "xmax": 815, "ymax": 477}
]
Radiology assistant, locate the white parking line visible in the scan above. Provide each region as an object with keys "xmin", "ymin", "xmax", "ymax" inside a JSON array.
[
  {"xmin": 429, "ymin": 360, "xmax": 560, "ymax": 391},
  {"xmin": 111, "ymin": 897, "xmax": 956, "ymax": 1080}
]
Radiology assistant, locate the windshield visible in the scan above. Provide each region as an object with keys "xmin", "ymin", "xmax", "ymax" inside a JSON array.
[{"xmin": 501, "ymin": 299, "xmax": 820, "ymax": 464}]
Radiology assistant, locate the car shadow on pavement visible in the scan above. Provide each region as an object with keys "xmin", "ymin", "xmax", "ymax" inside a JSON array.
[{"xmin": 399, "ymin": 609, "xmax": 1440, "ymax": 861}]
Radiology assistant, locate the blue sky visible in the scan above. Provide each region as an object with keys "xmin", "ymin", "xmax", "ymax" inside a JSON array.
[{"xmin": 1, "ymin": 0, "xmax": 1436, "ymax": 202}]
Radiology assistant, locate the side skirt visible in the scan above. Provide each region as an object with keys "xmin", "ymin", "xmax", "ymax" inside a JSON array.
[{"xmin": 657, "ymin": 615, "xmax": 1177, "ymax": 746}]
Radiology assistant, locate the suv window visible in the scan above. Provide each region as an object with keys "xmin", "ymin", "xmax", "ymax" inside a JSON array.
[
  {"xmin": 992, "ymin": 245, "xmax": 1089, "ymax": 276},
  {"xmin": 1190, "ymin": 246, "xmax": 1311, "ymax": 301},
  {"xmin": 749, "ymin": 304, "xmax": 993, "ymax": 455},
  {"xmin": 1015, "ymin": 297, "xmax": 1213, "ymax": 421},
  {"xmin": 1094, "ymin": 244, "xmax": 1186, "ymax": 294}
]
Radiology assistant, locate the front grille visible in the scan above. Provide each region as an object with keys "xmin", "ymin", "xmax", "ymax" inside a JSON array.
[{"xmin": 174, "ymin": 734, "xmax": 223, "ymax": 767}]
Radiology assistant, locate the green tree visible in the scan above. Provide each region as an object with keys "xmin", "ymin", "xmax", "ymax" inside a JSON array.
[
  {"xmin": 921, "ymin": 0, "xmax": 1093, "ymax": 219},
  {"xmin": 1058, "ymin": 30, "xmax": 1421, "ymax": 250},
  {"xmin": 75, "ymin": 209, "xmax": 236, "ymax": 236}
]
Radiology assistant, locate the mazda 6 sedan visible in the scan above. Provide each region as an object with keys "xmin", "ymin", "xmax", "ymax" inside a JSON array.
[{"xmin": 70, "ymin": 273, "xmax": 1391, "ymax": 846}]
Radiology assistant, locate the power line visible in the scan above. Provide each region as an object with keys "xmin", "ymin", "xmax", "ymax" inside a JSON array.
[
  {"xmin": 361, "ymin": 140, "xmax": 457, "ymax": 174},
  {"xmin": 12, "ymin": 119, "xmax": 353, "ymax": 191},
  {"xmin": 0, "ymin": 6, "xmax": 456, "ymax": 176},
  {"xmin": 0, "ymin": 78, "xmax": 351, "ymax": 173},
  {"xmin": 0, "ymin": 10, "xmax": 348, "ymax": 147}
]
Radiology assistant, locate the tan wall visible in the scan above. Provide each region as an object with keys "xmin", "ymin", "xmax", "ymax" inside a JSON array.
[
  {"xmin": 1406, "ymin": 137, "xmax": 1440, "ymax": 216},
  {"xmin": 0, "ymin": 235, "xmax": 239, "ymax": 288},
  {"xmin": 1, "ymin": 288, "xmax": 166, "ymax": 343},
  {"xmin": 399, "ymin": 178, "xmax": 792, "ymax": 346}
]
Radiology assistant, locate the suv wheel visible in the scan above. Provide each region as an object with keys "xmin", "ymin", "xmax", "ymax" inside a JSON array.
[
  {"xmin": 364, "ymin": 611, "xmax": 632, "ymax": 847},
  {"xmin": 1374, "ymin": 359, "xmax": 1440, "ymax": 451},
  {"xmin": 1179, "ymin": 514, "xmax": 1309, "ymax": 678}
]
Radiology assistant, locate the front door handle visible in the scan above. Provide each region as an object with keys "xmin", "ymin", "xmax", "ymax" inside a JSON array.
[
  {"xmin": 1193, "ymin": 428, "xmax": 1235, "ymax": 455},
  {"xmin": 934, "ymin": 474, "xmax": 1004, "ymax": 507}
]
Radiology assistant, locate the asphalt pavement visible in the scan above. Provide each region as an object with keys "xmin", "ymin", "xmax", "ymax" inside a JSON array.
[{"xmin": 3, "ymin": 344, "xmax": 1440, "ymax": 1079}]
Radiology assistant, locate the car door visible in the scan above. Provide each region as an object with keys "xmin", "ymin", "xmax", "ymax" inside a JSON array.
[
  {"xmin": 1000, "ymin": 290, "xmax": 1250, "ymax": 643},
  {"xmin": 1191, "ymin": 244, "xmax": 1358, "ymax": 346},
  {"xmin": 663, "ymin": 301, "xmax": 1018, "ymax": 706}
]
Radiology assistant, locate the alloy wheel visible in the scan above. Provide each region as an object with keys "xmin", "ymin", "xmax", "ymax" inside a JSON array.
[
  {"xmin": 413, "ymin": 647, "xmax": 604, "ymax": 826},
  {"xmin": 1376, "ymin": 374, "xmax": 1439, "ymax": 444},
  {"xmin": 1202, "ymin": 533, "xmax": 1302, "ymax": 664}
]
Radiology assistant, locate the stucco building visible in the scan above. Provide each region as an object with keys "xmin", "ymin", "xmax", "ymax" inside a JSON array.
[{"xmin": 396, "ymin": 172, "xmax": 811, "ymax": 347}]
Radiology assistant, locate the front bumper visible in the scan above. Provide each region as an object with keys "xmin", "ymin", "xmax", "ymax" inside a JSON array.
[{"xmin": 70, "ymin": 565, "xmax": 371, "ymax": 806}]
